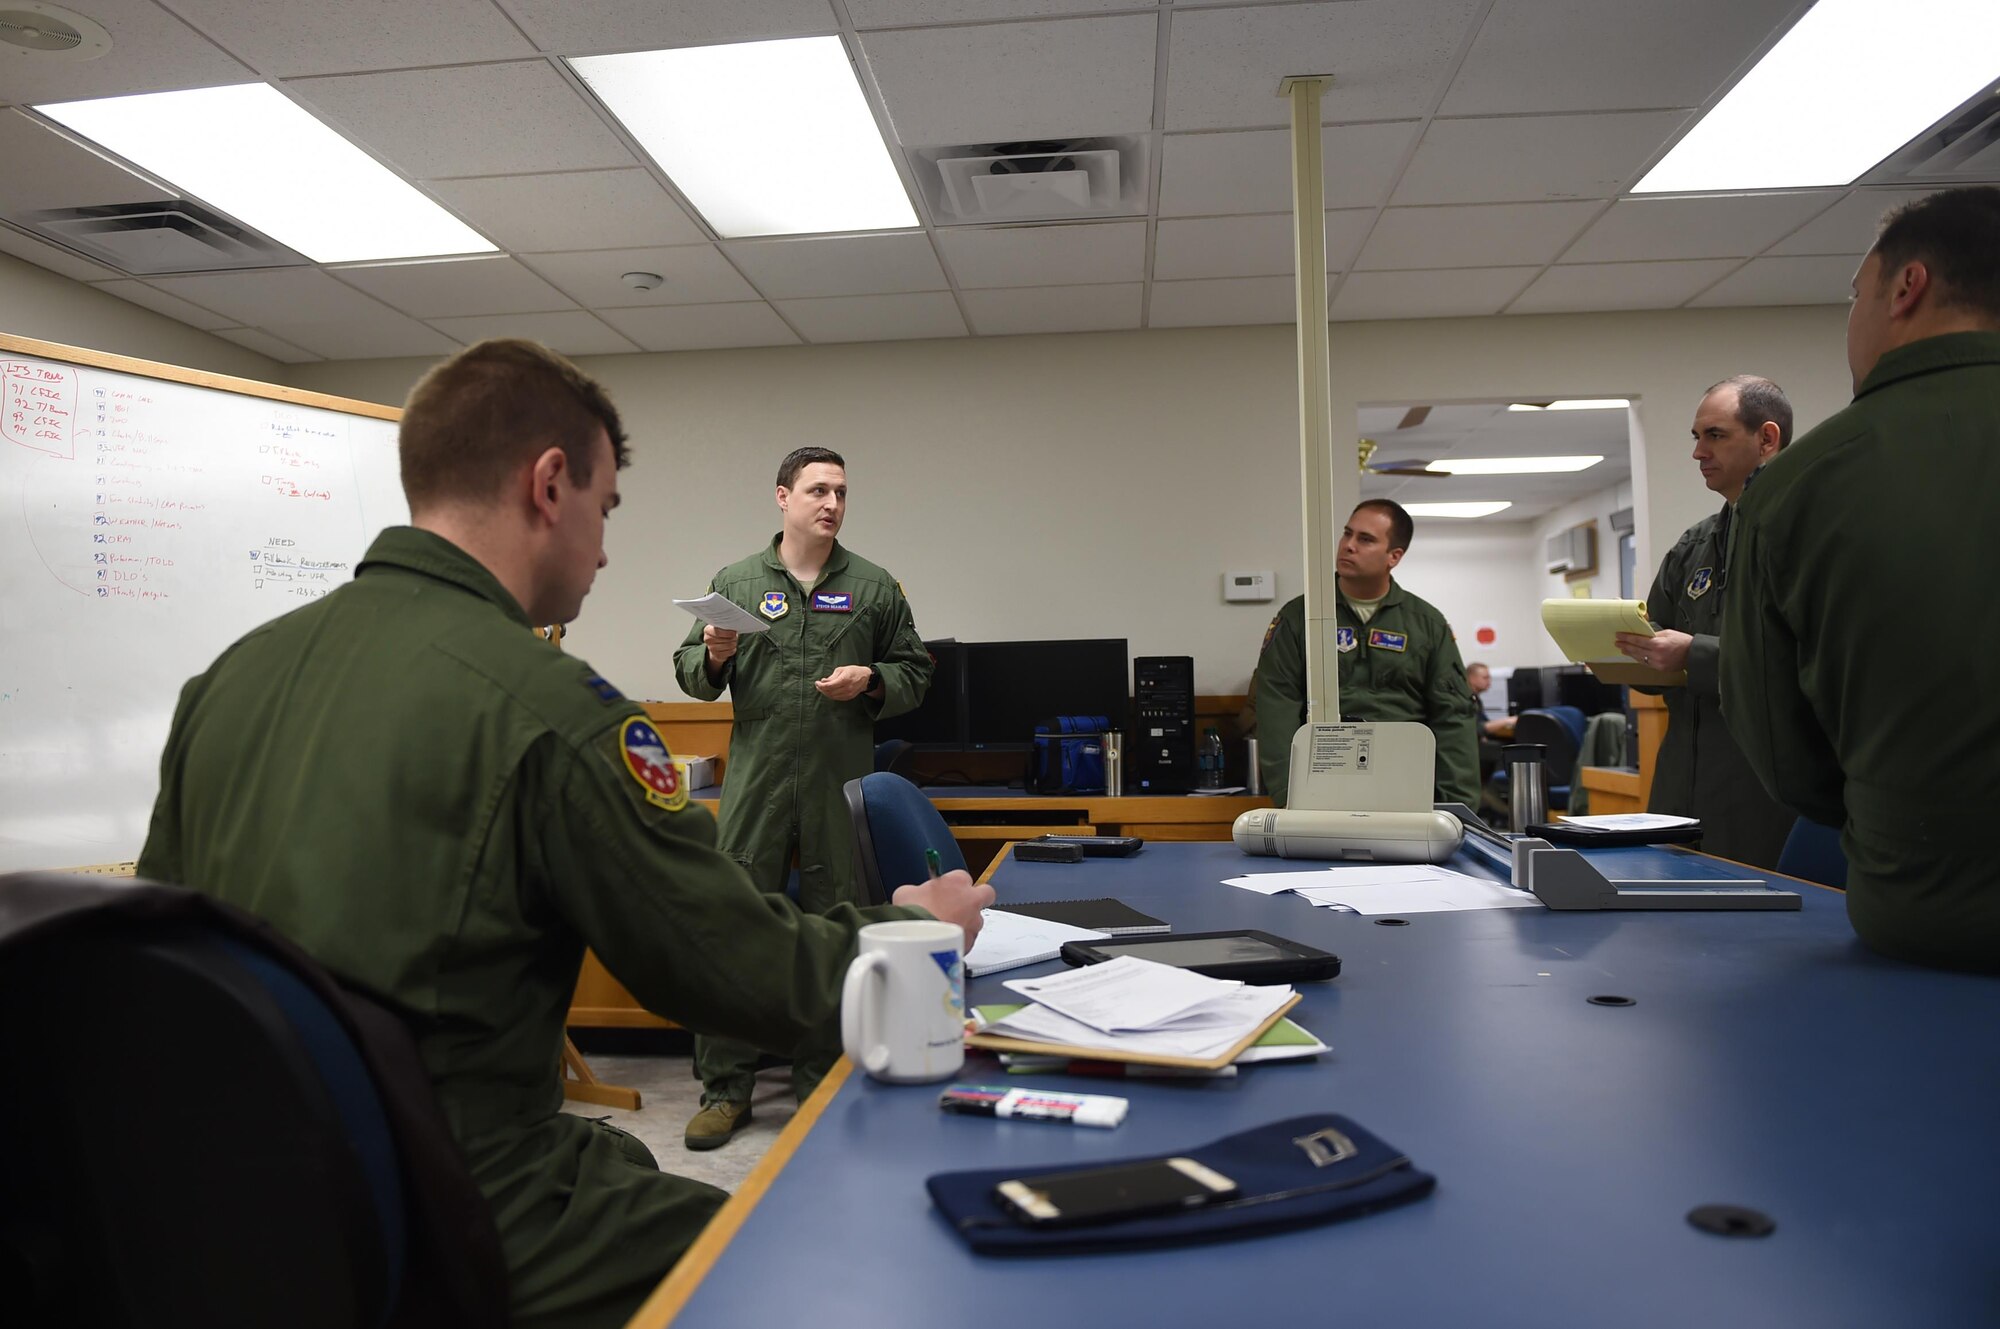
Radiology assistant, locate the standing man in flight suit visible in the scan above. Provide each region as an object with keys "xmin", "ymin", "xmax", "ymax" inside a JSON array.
[
  {"xmin": 1254, "ymin": 498, "xmax": 1478, "ymax": 807},
  {"xmin": 1614, "ymin": 375, "xmax": 1798, "ymax": 869},
  {"xmin": 676, "ymin": 446, "xmax": 933, "ymax": 1147},
  {"xmin": 136, "ymin": 340, "xmax": 991, "ymax": 1329}
]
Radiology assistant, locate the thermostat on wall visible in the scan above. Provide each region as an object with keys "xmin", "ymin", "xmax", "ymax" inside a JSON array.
[{"xmin": 1223, "ymin": 570, "xmax": 1275, "ymax": 603}]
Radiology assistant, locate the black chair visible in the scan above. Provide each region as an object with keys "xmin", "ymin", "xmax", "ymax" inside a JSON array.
[
  {"xmin": 0, "ymin": 873, "xmax": 506, "ymax": 1329},
  {"xmin": 1778, "ymin": 817, "xmax": 1847, "ymax": 889},
  {"xmin": 843, "ymin": 772, "xmax": 969, "ymax": 907},
  {"xmin": 1511, "ymin": 708, "xmax": 1584, "ymax": 811}
]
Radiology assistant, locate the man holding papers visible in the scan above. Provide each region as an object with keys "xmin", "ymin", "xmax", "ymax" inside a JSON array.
[
  {"xmin": 1615, "ymin": 376, "xmax": 1796, "ymax": 869},
  {"xmin": 1723, "ymin": 188, "xmax": 2000, "ymax": 972},
  {"xmin": 675, "ymin": 446, "xmax": 934, "ymax": 1146}
]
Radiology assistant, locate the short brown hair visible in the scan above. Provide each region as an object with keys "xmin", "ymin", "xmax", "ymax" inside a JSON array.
[
  {"xmin": 399, "ymin": 339, "xmax": 628, "ymax": 511},
  {"xmin": 1351, "ymin": 498, "xmax": 1414, "ymax": 553},
  {"xmin": 1871, "ymin": 187, "xmax": 2000, "ymax": 324},
  {"xmin": 1705, "ymin": 374, "xmax": 1793, "ymax": 450},
  {"xmin": 777, "ymin": 446, "xmax": 845, "ymax": 490}
]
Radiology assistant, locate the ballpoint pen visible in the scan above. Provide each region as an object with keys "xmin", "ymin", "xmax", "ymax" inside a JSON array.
[{"xmin": 924, "ymin": 847, "xmax": 943, "ymax": 880}]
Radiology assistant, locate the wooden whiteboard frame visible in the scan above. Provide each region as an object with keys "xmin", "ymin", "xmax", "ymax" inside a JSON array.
[{"xmin": 0, "ymin": 332, "xmax": 401, "ymax": 422}]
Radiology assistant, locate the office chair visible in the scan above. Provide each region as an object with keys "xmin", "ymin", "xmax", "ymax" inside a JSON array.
[
  {"xmin": 0, "ymin": 873, "xmax": 507, "ymax": 1329},
  {"xmin": 843, "ymin": 772, "xmax": 968, "ymax": 907},
  {"xmin": 1778, "ymin": 818, "xmax": 1847, "ymax": 889}
]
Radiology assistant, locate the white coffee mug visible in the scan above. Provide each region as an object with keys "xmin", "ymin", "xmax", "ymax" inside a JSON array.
[{"xmin": 840, "ymin": 919, "xmax": 965, "ymax": 1083}]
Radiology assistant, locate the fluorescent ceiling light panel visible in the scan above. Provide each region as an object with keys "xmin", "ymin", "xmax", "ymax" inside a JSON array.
[
  {"xmin": 1425, "ymin": 456, "xmax": 1604, "ymax": 476},
  {"xmin": 1507, "ymin": 399, "xmax": 1630, "ymax": 412},
  {"xmin": 571, "ymin": 37, "xmax": 918, "ymax": 238},
  {"xmin": 35, "ymin": 84, "xmax": 495, "ymax": 264},
  {"xmin": 1403, "ymin": 502, "xmax": 1513, "ymax": 519},
  {"xmin": 1634, "ymin": 0, "xmax": 2000, "ymax": 192}
]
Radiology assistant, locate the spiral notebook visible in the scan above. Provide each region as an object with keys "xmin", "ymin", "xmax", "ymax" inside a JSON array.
[{"xmin": 993, "ymin": 899, "xmax": 1170, "ymax": 936}]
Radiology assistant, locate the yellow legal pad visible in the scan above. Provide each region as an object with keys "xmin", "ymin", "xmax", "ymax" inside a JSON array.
[{"xmin": 1539, "ymin": 599, "xmax": 1687, "ymax": 687}]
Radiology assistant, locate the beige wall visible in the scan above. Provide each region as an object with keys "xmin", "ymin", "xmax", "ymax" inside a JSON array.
[
  {"xmin": 284, "ymin": 305, "xmax": 1851, "ymax": 698},
  {"xmin": 0, "ymin": 251, "xmax": 283, "ymax": 381}
]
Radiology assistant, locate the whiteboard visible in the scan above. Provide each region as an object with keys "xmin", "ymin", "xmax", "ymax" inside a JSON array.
[{"xmin": 0, "ymin": 334, "xmax": 405, "ymax": 871}]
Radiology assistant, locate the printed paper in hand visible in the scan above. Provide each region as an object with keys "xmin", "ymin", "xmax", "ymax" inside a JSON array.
[{"xmin": 672, "ymin": 592, "xmax": 771, "ymax": 634}]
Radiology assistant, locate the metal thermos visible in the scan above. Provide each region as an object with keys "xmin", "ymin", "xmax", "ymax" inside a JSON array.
[
  {"xmin": 1244, "ymin": 738, "xmax": 1262, "ymax": 796},
  {"xmin": 1504, "ymin": 743, "xmax": 1548, "ymax": 830},
  {"xmin": 1101, "ymin": 731, "xmax": 1124, "ymax": 797}
]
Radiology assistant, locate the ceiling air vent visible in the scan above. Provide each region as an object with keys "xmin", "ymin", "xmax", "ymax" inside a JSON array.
[
  {"xmin": 910, "ymin": 134, "xmax": 1148, "ymax": 226},
  {"xmin": 13, "ymin": 199, "xmax": 305, "ymax": 275},
  {"xmin": 1861, "ymin": 83, "xmax": 2000, "ymax": 185}
]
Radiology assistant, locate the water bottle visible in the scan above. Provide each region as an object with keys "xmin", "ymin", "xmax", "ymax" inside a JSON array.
[
  {"xmin": 1199, "ymin": 727, "xmax": 1226, "ymax": 789},
  {"xmin": 1504, "ymin": 743, "xmax": 1548, "ymax": 831},
  {"xmin": 1101, "ymin": 731, "xmax": 1124, "ymax": 797},
  {"xmin": 1244, "ymin": 737, "xmax": 1262, "ymax": 797}
]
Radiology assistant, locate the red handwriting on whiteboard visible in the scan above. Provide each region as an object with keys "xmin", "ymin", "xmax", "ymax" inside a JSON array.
[{"xmin": 3, "ymin": 362, "xmax": 78, "ymax": 458}]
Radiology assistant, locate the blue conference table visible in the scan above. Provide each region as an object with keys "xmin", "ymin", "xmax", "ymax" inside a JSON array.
[{"xmin": 638, "ymin": 841, "xmax": 2000, "ymax": 1327}]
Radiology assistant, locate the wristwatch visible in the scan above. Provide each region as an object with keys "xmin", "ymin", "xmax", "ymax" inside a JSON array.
[{"xmin": 866, "ymin": 667, "xmax": 882, "ymax": 693}]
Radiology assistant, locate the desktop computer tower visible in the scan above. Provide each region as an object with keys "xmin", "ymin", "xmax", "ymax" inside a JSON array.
[{"xmin": 1132, "ymin": 656, "xmax": 1196, "ymax": 793}]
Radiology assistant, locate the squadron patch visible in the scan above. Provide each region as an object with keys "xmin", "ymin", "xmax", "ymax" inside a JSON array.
[
  {"xmin": 811, "ymin": 591, "xmax": 853, "ymax": 612},
  {"xmin": 619, "ymin": 716, "xmax": 686, "ymax": 812},
  {"xmin": 1686, "ymin": 566, "xmax": 1714, "ymax": 599},
  {"xmin": 1368, "ymin": 628, "xmax": 1408, "ymax": 652},
  {"xmin": 1336, "ymin": 626, "xmax": 1358, "ymax": 654},
  {"xmin": 1262, "ymin": 616, "xmax": 1280, "ymax": 652},
  {"xmin": 759, "ymin": 590, "xmax": 789, "ymax": 620}
]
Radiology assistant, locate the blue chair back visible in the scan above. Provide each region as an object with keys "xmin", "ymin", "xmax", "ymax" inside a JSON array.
[
  {"xmin": 1778, "ymin": 817, "xmax": 1848, "ymax": 889},
  {"xmin": 1512, "ymin": 710, "xmax": 1584, "ymax": 809},
  {"xmin": 1543, "ymin": 705, "xmax": 1588, "ymax": 748},
  {"xmin": 844, "ymin": 772, "xmax": 967, "ymax": 906}
]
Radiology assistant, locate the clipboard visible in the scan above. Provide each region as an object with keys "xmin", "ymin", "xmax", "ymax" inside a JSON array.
[{"xmin": 966, "ymin": 992, "xmax": 1302, "ymax": 1070}]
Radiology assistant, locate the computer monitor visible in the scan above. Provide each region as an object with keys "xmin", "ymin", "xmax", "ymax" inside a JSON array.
[
  {"xmin": 961, "ymin": 639, "xmax": 1130, "ymax": 750},
  {"xmin": 873, "ymin": 640, "xmax": 966, "ymax": 748}
]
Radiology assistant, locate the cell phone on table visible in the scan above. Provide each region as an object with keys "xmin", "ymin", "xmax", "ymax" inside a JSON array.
[{"xmin": 994, "ymin": 1156, "xmax": 1237, "ymax": 1227}]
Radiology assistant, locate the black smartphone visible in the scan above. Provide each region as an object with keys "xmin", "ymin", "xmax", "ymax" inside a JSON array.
[
  {"xmin": 994, "ymin": 1157, "xmax": 1237, "ymax": 1227},
  {"xmin": 1014, "ymin": 842, "xmax": 1084, "ymax": 863},
  {"xmin": 1034, "ymin": 834, "xmax": 1144, "ymax": 857}
]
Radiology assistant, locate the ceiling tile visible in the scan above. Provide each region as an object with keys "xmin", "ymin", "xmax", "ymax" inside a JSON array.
[
  {"xmin": 1686, "ymin": 255, "xmax": 1862, "ymax": 308},
  {"xmin": 426, "ymin": 311, "xmax": 640, "ymax": 356},
  {"xmin": 1441, "ymin": 0, "xmax": 1802, "ymax": 117},
  {"xmin": 1767, "ymin": 189, "xmax": 1939, "ymax": 256},
  {"xmin": 1562, "ymin": 193, "xmax": 1844, "ymax": 263},
  {"xmin": 1153, "ymin": 211, "xmax": 1375, "ymax": 280},
  {"xmin": 1159, "ymin": 122, "xmax": 1420, "ymax": 216},
  {"xmin": 167, "ymin": 0, "xmax": 535, "ymax": 76},
  {"xmin": 287, "ymin": 63, "xmax": 633, "ymax": 179},
  {"xmin": 149, "ymin": 268, "xmax": 461, "ymax": 359},
  {"xmin": 597, "ymin": 303, "xmax": 801, "ymax": 352},
  {"xmin": 0, "ymin": 0, "xmax": 252, "ymax": 104},
  {"xmin": 1507, "ymin": 260, "xmax": 1739, "ymax": 314},
  {"xmin": 498, "ymin": 0, "xmax": 839, "ymax": 54},
  {"xmin": 0, "ymin": 225, "xmax": 122, "ymax": 281},
  {"xmin": 961, "ymin": 283, "xmax": 1143, "ymax": 335},
  {"xmin": 331, "ymin": 256, "xmax": 577, "ymax": 319},
  {"xmin": 86, "ymin": 279, "xmax": 238, "ymax": 330},
  {"xmin": 1356, "ymin": 202, "xmax": 1602, "ymax": 271},
  {"xmin": 1332, "ymin": 266, "xmax": 1539, "ymax": 321},
  {"xmin": 428, "ymin": 171, "xmax": 707, "ymax": 251},
  {"xmin": 775, "ymin": 292, "xmax": 968, "ymax": 343},
  {"xmin": 211, "ymin": 327, "xmax": 323, "ymax": 363},
  {"xmin": 849, "ymin": 1, "xmax": 1117, "ymax": 24},
  {"xmin": 1166, "ymin": 0, "xmax": 1482, "ymax": 131},
  {"xmin": 1149, "ymin": 275, "xmax": 1309, "ymax": 328},
  {"xmin": 862, "ymin": 14, "xmax": 1157, "ymax": 147},
  {"xmin": 934, "ymin": 222, "xmax": 1145, "ymax": 288},
  {"xmin": 1392, "ymin": 111, "xmax": 1692, "ymax": 205},
  {"xmin": 720, "ymin": 233, "xmax": 945, "ymax": 299},
  {"xmin": 0, "ymin": 110, "xmax": 172, "ymax": 214},
  {"xmin": 523, "ymin": 246, "xmax": 761, "ymax": 307}
]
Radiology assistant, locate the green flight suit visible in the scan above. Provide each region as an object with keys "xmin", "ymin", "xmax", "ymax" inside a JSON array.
[
  {"xmin": 138, "ymin": 527, "xmax": 926, "ymax": 1329},
  {"xmin": 674, "ymin": 535, "xmax": 931, "ymax": 1103},
  {"xmin": 1253, "ymin": 584, "xmax": 1479, "ymax": 807},
  {"xmin": 1722, "ymin": 331, "xmax": 2000, "ymax": 973},
  {"xmin": 1631, "ymin": 503, "xmax": 1796, "ymax": 869}
]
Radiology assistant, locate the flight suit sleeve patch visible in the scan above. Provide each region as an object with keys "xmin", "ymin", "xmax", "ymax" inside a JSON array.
[
  {"xmin": 617, "ymin": 716, "xmax": 688, "ymax": 812},
  {"xmin": 584, "ymin": 673, "xmax": 624, "ymax": 703},
  {"xmin": 1262, "ymin": 616, "xmax": 1279, "ymax": 651}
]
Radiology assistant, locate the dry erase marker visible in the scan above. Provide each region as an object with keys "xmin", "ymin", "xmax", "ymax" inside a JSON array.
[{"xmin": 939, "ymin": 1083, "xmax": 1128, "ymax": 1128}]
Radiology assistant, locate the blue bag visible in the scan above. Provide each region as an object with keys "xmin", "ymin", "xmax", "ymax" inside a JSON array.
[{"xmin": 1029, "ymin": 715, "xmax": 1112, "ymax": 794}]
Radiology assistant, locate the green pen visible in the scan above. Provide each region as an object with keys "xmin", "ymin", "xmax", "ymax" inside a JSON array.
[{"xmin": 924, "ymin": 847, "xmax": 943, "ymax": 880}]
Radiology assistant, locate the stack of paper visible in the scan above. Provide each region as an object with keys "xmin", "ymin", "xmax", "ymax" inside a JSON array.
[
  {"xmin": 1221, "ymin": 864, "xmax": 1541, "ymax": 916},
  {"xmin": 979, "ymin": 957, "xmax": 1297, "ymax": 1063},
  {"xmin": 962, "ymin": 908, "xmax": 1107, "ymax": 977},
  {"xmin": 1539, "ymin": 598, "xmax": 1684, "ymax": 685}
]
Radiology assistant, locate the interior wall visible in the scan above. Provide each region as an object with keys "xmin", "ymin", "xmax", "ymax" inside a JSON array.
[
  {"xmin": 1531, "ymin": 481, "xmax": 1638, "ymax": 667},
  {"xmin": 280, "ymin": 304, "xmax": 1852, "ymax": 700},
  {"xmin": 1393, "ymin": 522, "xmax": 1541, "ymax": 673},
  {"xmin": 0, "ymin": 251, "xmax": 282, "ymax": 381}
]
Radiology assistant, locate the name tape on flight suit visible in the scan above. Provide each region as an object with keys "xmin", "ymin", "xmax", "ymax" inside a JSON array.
[
  {"xmin": 1367, "ymin": 628, "xmax": 1408, "ymax": 652},
  {"xmin": 811, "ymin": 591, "xmax": 853, "ymax": 612}
]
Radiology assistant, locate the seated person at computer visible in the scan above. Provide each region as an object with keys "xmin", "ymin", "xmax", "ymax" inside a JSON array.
[
  {"xmin": 1253, "ymin": 499, "xmax": 1479, "ymax": 807},
  {"xmin": 136, "ymin": 339, "xmax": 992, "ymax": 1329},
  {"xmin": 1614, "ymin": 374, "xmax": 1797, "ymax": 870},
  {"xmin": 1464, "ymin": 662, "xmax": 1516, "ymax": 739}
]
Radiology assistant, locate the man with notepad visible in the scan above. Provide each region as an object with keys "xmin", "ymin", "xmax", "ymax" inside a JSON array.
[{"xmin": 1613, "ymin": 376, "xmax": 1796, "ymax": 869}]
